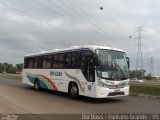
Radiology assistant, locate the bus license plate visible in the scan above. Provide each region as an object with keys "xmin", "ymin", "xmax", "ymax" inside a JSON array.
[{"xmin": 114, "ymin": 89, "xmax": 120, "ymax": 92}]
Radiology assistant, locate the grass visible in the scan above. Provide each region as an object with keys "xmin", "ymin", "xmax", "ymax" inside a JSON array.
[
  {"xmin": 0, "ymin": 73, "xmax": 22, "ymax": 80},
  {"xmin": 130, "ymin": 85, "xmax": 160, "ymax": 96},
  {"xmin": 144, "ymin": 79, "xmax": 160, "ymax": 83}
]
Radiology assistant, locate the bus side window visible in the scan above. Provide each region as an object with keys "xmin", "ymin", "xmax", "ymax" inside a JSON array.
[
  {"xmin": 27, "ymin": 57, "xmax": 34, "ymax": 68},
  {"xmin": 37, "ymin": 56, "xmax": 43, "ymax": 68},
  {"xmin": 77, "ymin": 52, "xmax": 81, "ymax": 68},
  {"xmin": 34, "ymin": 57, "xmax": 38, "ymax": 68},
  {"xmin": 65, "ymin": 52, "xmax": 78, "ymax": 69},
  {"xmin": 24, "ymin": 58, "xmax": 28, "ymax": 68},
  {"xmin": 58, "ymin": 54, "xmax": 65, "ymax": 68},
  {"xmin": 65, "ymin": 53, "xmax": 72, "ymax": 68},
  {"xmin": 43, "ymin": 55, "xmax": 52, "ymax": 68},
  {"xmin": 53, "ymin": 54, "xmax": 59, "ymax": 69},
  {"xmin": 71, "ymin": 53, "xmax": 77, "ymax": 69}
]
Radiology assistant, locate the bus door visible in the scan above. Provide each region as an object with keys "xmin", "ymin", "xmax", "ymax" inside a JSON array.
[{"xmin": 81, "ymin": 50, "xmax": 95, "ymax": 97}]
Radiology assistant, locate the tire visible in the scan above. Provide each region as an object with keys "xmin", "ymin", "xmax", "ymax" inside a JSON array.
[
  {"xmin": 69, "ymin": 82, "xmax": 79, "ymax": 99},
  {"xmin": 34, "ymin": 79, "xmax": 40, "ymax": 90}
]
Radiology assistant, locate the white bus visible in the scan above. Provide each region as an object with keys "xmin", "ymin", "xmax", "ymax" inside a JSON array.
[{"xmin": 23, "ymin": 45, "xmax": 130, "ymax": 98}]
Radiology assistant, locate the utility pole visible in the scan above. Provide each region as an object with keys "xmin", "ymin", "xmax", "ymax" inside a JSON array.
[
  {"xmin": 149, "ymin": 57, "xmax": 154, "ymax": 77},
  {"xmin": 135, "ymin": 27, "xmax": 144, "ymax": 79}
]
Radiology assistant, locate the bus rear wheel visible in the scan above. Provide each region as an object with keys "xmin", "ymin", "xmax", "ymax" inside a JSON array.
[
  {"xmin": 34, "ymin": 79, "xmax": 40, "ymax": 90},
  {"xmin": 69, "ymin": 82, "xmax": 79, "ymax": 99}
]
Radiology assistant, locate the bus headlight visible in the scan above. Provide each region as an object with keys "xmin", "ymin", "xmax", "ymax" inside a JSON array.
[
  {"xmin": 97, "ymin": 79, "xmax": 108, "ymax": 88},
  {"xmin": 98, "ymin": 79, "xmax": 129, "ymax": 89}
]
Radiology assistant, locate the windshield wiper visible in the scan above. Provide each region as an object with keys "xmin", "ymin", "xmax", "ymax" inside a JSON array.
[
  {"xmin": 109, "ymin": 60, "xmax": 127, "ymax": 80},
  {"xmin": 109, "ymin": 68, "xmax": 116, "ymax": 80},
  {"xmin": 116, "ymin": 64, "xmax": 127, "ymax": 80}
]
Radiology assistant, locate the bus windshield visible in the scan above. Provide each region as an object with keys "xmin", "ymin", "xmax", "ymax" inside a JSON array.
[{"xmin": 97, "ymin": 49, "xmax": 129, "ymax": 80}]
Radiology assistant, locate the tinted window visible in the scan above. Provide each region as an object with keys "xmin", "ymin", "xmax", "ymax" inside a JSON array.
[
  {"xmin": 65, "ymin": 52, "xmax": 81, "ymax": 69},
  {"xmin": 37, "ymin": 56, "xmax": 43, "ymax": 68},
  {"xmin": 25, "ymin": 57, "xmax": 34, "ymax": 68},
  {"xmin": 34, "ymin": 57, "xmax": 38, "ymax": 68},
  {"xmin": 53, "ymin": 54, "xmax": 59, "ymax": 68},
  {"xmin": 71, "ymin": 53, "xmax": 77, "ymax": 68},
  {"xmin": 43, "ymin": 55, "xmax": 52, "ymax": 68},
  {"xmin": 52, "ymin": 54, "xmax": 65, "ymax": 69},
  {"xmin": 65, "ymin": 53, "xmax": 72, "ymax": 68},
  {"xmin": 77, "ymin": 52, "xmax": 81, "ymax": 68},
  {"xmin": 59, "ymin": 54, "xmax": 65, "ymax": 68},
  {"xmin": 24, "ymin": 58, "xmax": 28, "ymax": 68}
]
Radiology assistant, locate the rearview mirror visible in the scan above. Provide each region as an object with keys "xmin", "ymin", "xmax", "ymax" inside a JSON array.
[
  {"xmin": 93, "ymin": 55, "xmax": 98, "ymax": 67},
  {"xmin": 126, "ymin": 57, "xmax": 130, "ymax": 69}
]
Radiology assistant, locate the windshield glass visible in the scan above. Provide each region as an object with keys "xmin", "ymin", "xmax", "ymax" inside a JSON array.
[{"xmin": 97, "ymin": 49, "xmax": 129, "ymax": 80}]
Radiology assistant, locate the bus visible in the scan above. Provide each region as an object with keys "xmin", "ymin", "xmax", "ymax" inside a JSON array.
[{"xmin": 23, "ymin": 45, "xmax": 130, "ymax": 98}]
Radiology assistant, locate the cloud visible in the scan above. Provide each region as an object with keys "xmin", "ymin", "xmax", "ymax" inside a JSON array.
[{"xmin": 0, "ymin": 0, "xmax": 160, "ymax": 75}]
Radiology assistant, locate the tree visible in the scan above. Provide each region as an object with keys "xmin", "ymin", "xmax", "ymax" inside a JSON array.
[
  {"xmin": 16, "ymin": 63, "xmax": 23, "ymax": 71},
  {"xmin": 129, "ymin": 69, "xmax": 146, "ymax": 79},
  {"xmin": 0, "ymin": 62, "xmax": 2, "ymax": 73},
  {"xmin": 7, "ymin": 66, "xmax": 16, "ymax": 73},
  {"xmin": 0, "ymin": 62, "xmax": 16, "ymax": 73},
  {"xmin": 144, "ymin": 73, "xmax": 152, "ymax": 80}
]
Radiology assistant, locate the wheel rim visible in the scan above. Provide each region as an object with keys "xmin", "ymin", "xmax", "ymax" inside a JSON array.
[{"xmin": 71, "ymin": 84, "xmax": 77, "ymax": 95}]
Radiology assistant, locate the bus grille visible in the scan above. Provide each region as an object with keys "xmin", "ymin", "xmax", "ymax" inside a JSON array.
[
  {"xmin": 108, "ymin": 84, "xmax": 126, "ymax": 89},
  {"xmin": 108, "ymin": 92, "xmax": 124, "ymax": 96}
]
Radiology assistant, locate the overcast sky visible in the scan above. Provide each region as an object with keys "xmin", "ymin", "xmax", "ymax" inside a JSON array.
[{"xmin": 0, "ymin": 0, "xmax": 160, "ymax": 75}]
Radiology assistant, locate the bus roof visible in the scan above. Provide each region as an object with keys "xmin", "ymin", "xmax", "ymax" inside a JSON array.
[{"xmin": 25, "ymin": 45, "xmax": 125, "ymax": 57}]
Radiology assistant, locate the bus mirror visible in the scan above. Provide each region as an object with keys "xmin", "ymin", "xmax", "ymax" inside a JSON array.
[
  {"xmin": 94, "ymin": 55, "xmax": 98, "ymax": 67},
  {"xmin": 126, "ymin": 57, "xmax": 130, "ymax": 69}
]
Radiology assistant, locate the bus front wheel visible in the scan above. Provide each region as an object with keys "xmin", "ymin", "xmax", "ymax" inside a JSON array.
[{"xmin": 69, "ymin": 82, "xmax": 79, "ymax": 99}]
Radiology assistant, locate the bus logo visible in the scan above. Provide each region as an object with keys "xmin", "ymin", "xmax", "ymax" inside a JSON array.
[{"xmin": 50, "ymin": 71, "xmax": 62, "ymax": 76}]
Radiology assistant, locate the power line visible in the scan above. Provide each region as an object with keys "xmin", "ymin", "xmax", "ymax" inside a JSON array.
[
  {"xmin": 0, "ymin": 1, "xmax": 82, "ymax": 41},
  {"xmin": 56, "ymin": 0, "xmax": 112, "ymax": 39},
  {"xmin": 1, "ymin": 0, "xmax": 133, "ymax": 51},
  {"xmin": 33, "ymin": 0, "xmax": 132, "ymax": 49},
  {"xmin": 85, "ymin": 0, "xmax": 136, "ymax": 50},
  {"xmin": 88, "ymin": 0, "xmax": 130, "ymax": 32},
  {"xmin": 64, "ymin": 0, "xmax": 115, "ymax": 37},
  {"xmin": 62, "ymin": 0, "xmax": 132, "ymax": 50},
  {"xmin": 33, "ymin": 0, "xmax": 111, "ymax": 42}
]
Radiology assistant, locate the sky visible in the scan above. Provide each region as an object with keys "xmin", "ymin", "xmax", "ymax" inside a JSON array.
[{"xmin": 0, "ymin": 0, "xmax": 160, "ymax": 76}]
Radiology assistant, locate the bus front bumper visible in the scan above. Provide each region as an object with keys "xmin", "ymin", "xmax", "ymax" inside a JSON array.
[{"xmin": 94, "ymin": 86, "xmax": 129, "ymax": 98}]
